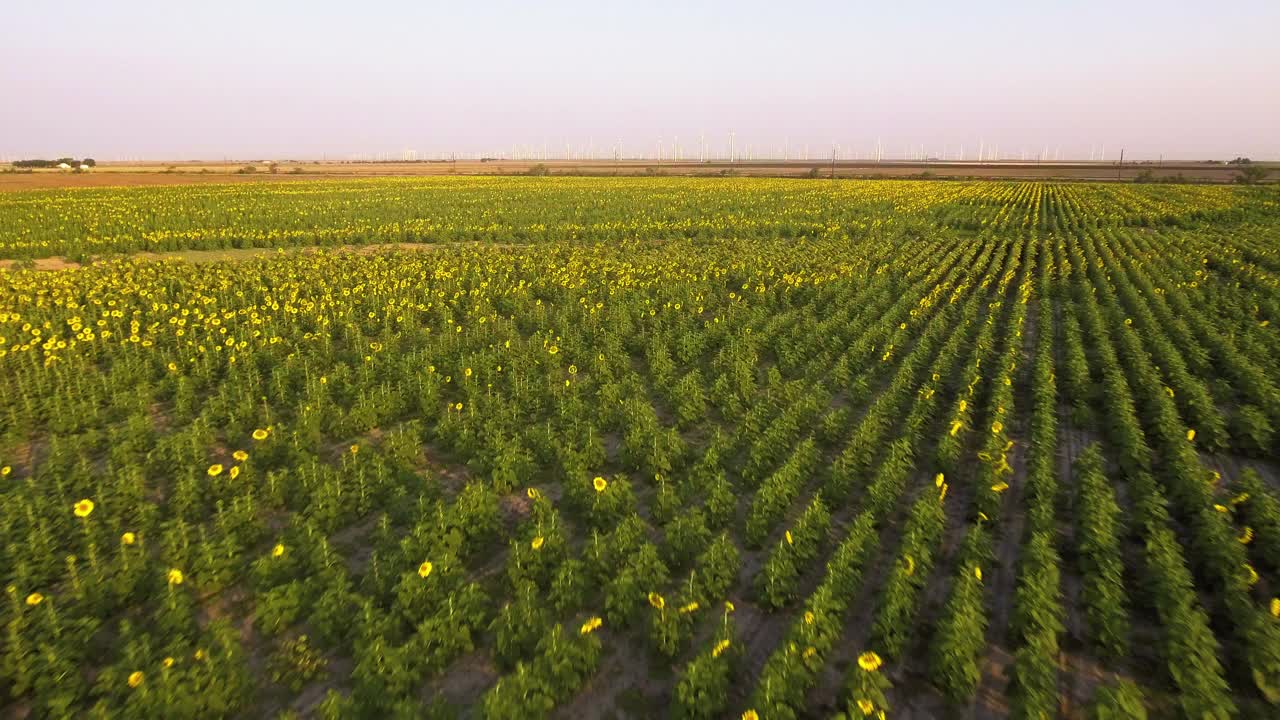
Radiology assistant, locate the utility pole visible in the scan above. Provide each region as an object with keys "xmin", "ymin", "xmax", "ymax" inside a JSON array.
[
  {"xmin": 1118, "ymin": 148, "xmax": 1125, "ymax": 181},
  {"xmin": 831, "ymin": 144, "xmax": 837, "ymax": 179}
]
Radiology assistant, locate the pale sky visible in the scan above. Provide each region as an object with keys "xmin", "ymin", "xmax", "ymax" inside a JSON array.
[{"xmin": 2, "ymin": 0, "xmax": 1278, "ymax": 161}]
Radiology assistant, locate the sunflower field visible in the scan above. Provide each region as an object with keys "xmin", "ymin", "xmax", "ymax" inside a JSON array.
[{"xmin": 1, "ymin": 177, "xmax": 1279, "ymax": 719}]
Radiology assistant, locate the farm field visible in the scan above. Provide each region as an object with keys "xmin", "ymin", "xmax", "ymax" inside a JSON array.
[
  {"xmin": 2, "ymin": 177, "xmax": 1280, "ymax": 719},
  {"xmin": 2, "ymin": 160, "xmax": 1265, "ymax": 193}
]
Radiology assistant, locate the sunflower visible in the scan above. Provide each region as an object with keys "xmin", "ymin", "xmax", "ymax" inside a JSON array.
[
  {"xmin": 74, "ymin": 498, "xmax": 95, "ymax": 518},
  {"xmin": 1186, "ymin": 429, "xmax": 1196, "ymax": 442},
  {"xmin": 785, "ymin": 530, "xmax": 794, "ymax": 545},
  {"xmin": 162, "ymin": 657, "xmax": 174, "ymax": 668},
  {"xmin": 935, "ymin": 472, "xmax": 945, "ymax": 487},
  {"xmin": 742, "ymin": 711, "xmax": 759, "ymax": 720},
  {"xmin": 580, "ymin": 616, "xmax": 603, "ymax": 635},
  {"xmin": 121, "ymin": 532, "xmax": 136, "ymax": 545},
  {"xmin": 252, "ymin": 428, "xmax": 269, "ymax": 441},
  {"xmin": 272, "ymin": 544, "xmax": 285, "ymax": 558},
  {"xmin": 531, "ymin": 536, "xmax": 545, "ymax": 550},
  {"xmin": 974, "ymin": 566, "xmax": 983, "ymax": 582},
  {"xmin": 1238, "ymin": 527, "xmax": 1254, "ymax": 544},
  {"xmin": 648, "ymin": 591, "xmax": 665, "ymax": 610},
  {"xmin": 548, "ymin": 345, "xmax": 559, "ymax": 355},
  {"xmin": 229, "ymin": 466, "xmax": 241, "ymax": 480},
  {"xmin": 232, "ymin": 450, "xmax": 248, "ymax": 462},
  {"xmin": 207, "ymin": 464, "xmax": 223, "ymax": 477},
  {"xmin": 167, "ymin": 569, "xmax": 184, "ymax": 586},
  {"xmin": 1245, "ymin": 564, "xmax": 1259, "ymax": 586},
  {"xmin": 593, "ymin": 476, "xmax": 608, "ymax": 493},
  {"xmin": 857, "ymin": 698, "xmax": 875, "ymax": 715},
  {"xmin": 712, "ymin": 639, "xmax": 731, "ymax": 657},
  {"xmin": 679, "ymin": 601, "xmax": 699, "ymax": 614},
  {"xmin": 857, "ymin": 651, "xmax": 883, "ymax": 672},
  {"xmin": 526, "ymin": 487, "xmax": 540, "ymax": 499},
  {"xmin": 991, "ymin": 482, "xmax": 1009, "ymax": 493},
  {"xmin": 128, "ymin": 671, "xmax": 144, "ymax": 689},
  {"xmin": 419, "ymin": 561, "xmax": 434, "ymax": 578},
  {"xmin": 1271, "ymin": 598, "xmax": 1280, "ymax": 618},
  {"xmin": 25, "ymin": 592, "xmax": 43, "ymax": 606},
  {"xmin": 991, "ymin": 421, "xmax": 1004, "ymax": 435},
  {"xmin": 804, "ymin": 611, "xmax": 815, "ymax": 624}
]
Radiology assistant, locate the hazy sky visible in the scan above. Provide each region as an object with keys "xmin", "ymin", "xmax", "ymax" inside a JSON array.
[{"xmin": 3, "ymin": 1, "xmax": 1278, "ymax": 161}]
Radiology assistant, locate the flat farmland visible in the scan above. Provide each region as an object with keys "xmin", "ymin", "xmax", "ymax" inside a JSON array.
[
  {"xmin": 1, "ymin": 177, "xmax": 1279, "ymax": 719},
  {"xmin": 1, "ymin": 159, "xmax": 1266, "ymax": 193}
]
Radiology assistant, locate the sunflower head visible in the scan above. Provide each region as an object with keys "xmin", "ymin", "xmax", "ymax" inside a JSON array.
[
  {"xmin": 121, "ymin": 532, "xmax": 136, "ymax": 545},
  {"xmin": 418, "ymin": 561, "xmax": 433, "ymax": 579},
  {"xmin": 592, "ymin": 476, "xmax": 608, "ymax": 493},
  {"xmin": 74, "ymin": 498, "xmax": 95, "ymax": 518},
  {"xmin": 128, "ymin": 671, "xmax": 144, "ymax": 689},
  {"xmin": 531, "ymin": 536, "xmax": 545, "ymax": 550},
  {"xmin": 579, "ymin": 616, "xmax": 603, "ymax": 635},
  {"xmin": 167, "ymin": 569, "xmax": 184, "ymax": 586},
  {"xmin": 207, "ymin": 464, "xmax": 223, "ymax": 477},
  {"xmin": 232, "ymin": 450, "xmax": 248, "ymax": 462},
  {"xmin": 857, "ymin": 698, "xmax": 875, "ymax": 715},
  {"xmin": 648, "ymin": 591, "xmax": 665, "ymax": 610},
  {"xmin": 25, "ymin": 592, "xmax": 43, "ymax": 606},
  {"xmin": 272, "ymin": 543, "xmax": 285, "ymax": 558},
  {"xmin": 857, "ymin": 651, "xmax": 883, "ymax": 672},
  {"xmin": 252, "ymin": 428, "xmax": 269, "ymax": 441}
]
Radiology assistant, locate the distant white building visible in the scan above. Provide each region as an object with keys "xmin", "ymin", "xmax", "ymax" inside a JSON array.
[
  {"xmin": 57, "ymin": 162, "xmax": 71, "ymax": 171},
  {"xmin": 79, "ymin": 164, "xmax": 91, "ymax": 171}
]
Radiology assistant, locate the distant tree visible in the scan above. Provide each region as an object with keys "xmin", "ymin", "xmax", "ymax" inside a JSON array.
[
  {"xmin": 1133, "ymin": 169, "xmax": 1156, "ymax": 183},
  {"xmin": 82, "ymin": 158, "xmax": 96, "ymax": 167},
  {"xmin": 1228, "ymin": 157, "xmax": 1253, "ymax": 165},
  {"xmin": 526, "ymin": 163, "xmax": 549, "ymax": 176},
  {"xmin": 1235, "ymin": 165, "xmax": 1270, "ymax": 185}
]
